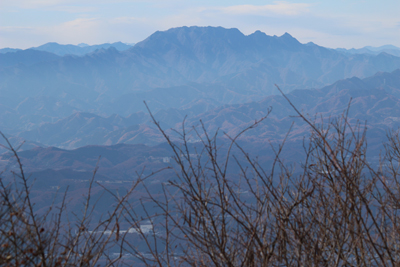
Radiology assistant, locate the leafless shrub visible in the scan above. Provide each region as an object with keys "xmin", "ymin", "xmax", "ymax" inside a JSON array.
[
  {"xmin": 125, "ymin": 92, "xmax": 400, "ymax": 266},
  {"xmin": 3, "ymin": 87, "xmax": 400, "ymax": 266},
  {"xmin": 0, "ymin": 131, "xmax": 146, "ymax": 266}
]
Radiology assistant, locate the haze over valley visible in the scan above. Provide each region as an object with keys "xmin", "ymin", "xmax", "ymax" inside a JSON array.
[{"xmin": 2, "ymin": 17, "xmax": 400, "ymax": 264}]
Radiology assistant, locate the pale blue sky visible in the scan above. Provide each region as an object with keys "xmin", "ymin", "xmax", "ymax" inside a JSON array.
[{"xmin": 1, "ymin": 0, "xmax": 399, "ymax": 49}]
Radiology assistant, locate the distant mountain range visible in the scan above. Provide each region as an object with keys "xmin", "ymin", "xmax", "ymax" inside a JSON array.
[
  {"xmin": 3, "ymin": 68, "xmax": 399, "ymax": 185},
  {"xmin": 0, "ymin": 42, "xmax": 133, "ymax": 56},
  {"xmin": 4, "ymin": 68, "xmax": 399, "ymax": 155},
  {"xmin": 1, "ymin": 26, "xmax": 400, "ymax": 155},
  {"xmin": 3, "ymin": 26, "xmax": 400, "ymax": 235},
  {"xmin": 1, "ymin": 26, "xmax": 400, "ymax": 137},
  {"xmin": 0, "ymin": 142, "xmax": 174, "ymax": 180},
  {"xmin": 336, "ymin": 45, "xmax": 400, "ymax": 57},
  {"xmin": 0, "ymin": 49, "xmax": 61, "ymax": 68},
  {"xmin": 187, "ymin": 69, "xmax": 400, "ymax": 146}
]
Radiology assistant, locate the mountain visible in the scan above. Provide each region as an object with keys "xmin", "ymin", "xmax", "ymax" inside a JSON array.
[
  {"xmin": 0, "ymin": 83, "xmax": 231, "ymax": 136},
  {"xmin": 182, "ymin": 68, "xmax": 400, "ymax": 152},
  {"xmin": 32, "ymin": 41, "xmax": 133, "ymax": 56},
  {"xmin": 2, "ymin": 26, "xmax": 400, "ymax": 123},
  {"xmin": 14, "ymin": 105, "xmax": 204, "ymax": 149},
  {"xmin": 129, "ymin": 26, "xmax": 400, "ymax": 91},
  {"xmin": 16, "ymin": 112, "xmax": 157, "ymax": 149},
  {"xmin": 365, "ymin": 45, "xmax": 400, "ymax": 52},
  {"xmin": 0, "ymin": 49, "xmax": 60, "ymax": 68},
  {"xmin": 336, "ymin": 45, "xmax": 400, "ymax": 57},
  {"xmin": 2, "ymin": 26, "xmax": 400, "ymax": 152},
  {"xmin": 0, "ymin": 48, "xmax": 22, "ymax": 54},
  {"xmin": 10, "ymin": 69, "xmax": 400, "ymax": 154},
  {"xmin": 101, "ymin": 83, "xmax": 247, "ymax": 116},
  {"xmin": 0, "ymin": 142, "xmax": 177, "ymax": 221},
  {"xmin": 0, "ymin": 42, "xmax": 133, "ymax": 56},
  {"xmin": 2, "ymin": 69, "xmax": 400, "ymax": 197},
  {"xmin": 0, "ymin": 134, "xmax": 45, "ymax": 155},
  {"xmin": 0, "ymin": 95, "xmax": 81, "ymax": 135},
  {"xmin": 4, "ymin": 69, "xmax": 400, "ymax": 187},
  {"xmin": 0, "ymin": 142, "xmax": 175, "ymax": 182}
]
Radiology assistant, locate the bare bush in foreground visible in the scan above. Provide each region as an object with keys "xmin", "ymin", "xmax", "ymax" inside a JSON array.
[
  {"xmin": 2, "ymin": 89, "xmax": 400, "ymax": 266},
  {"xmin": 0, "ymin": 132, "xmax": 144, "ymax": 266},
  {"xmin": 127, "ymin": 93, "xmax": 400, "ymax": 266}
]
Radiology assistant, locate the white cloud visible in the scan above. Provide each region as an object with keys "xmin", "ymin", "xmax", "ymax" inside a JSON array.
[
  {"xmin": 47, "ymin": 5, "xmax": 98, "ymax": 13},
  {"xmin": 0, "ymin": 26, "xmax": 45, "ymax": 48},
  {"xmin": 1, "ymin": 0, "xmax": 172, "ymax": 9},
  {"xmin": 110, "ymin": 16, "xmax": 145, "ymax": 24},
  {"xmin": 0, "ymin": 18, "xmax": 103, "ymax": 48},
  {"xmin": 40, "ymin": 18, "xmax": 105, "ymax": 44},
  {"xmin": 218, "ymin": 2, "xmax": 311, "ymax": 16},
  {"xmin": 2, "ymin": 0, "xmax": 75, "ymax": 9}
]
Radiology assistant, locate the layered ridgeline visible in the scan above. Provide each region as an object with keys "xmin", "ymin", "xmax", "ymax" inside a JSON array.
[
  {"xmin": 9, "ymin": 69, "xmax": 400, "ymax": 153},
  {"xmin": 2, "ymin": 26, "xmax": 400, "ymax": 135},
  {"xmin": 1, "ymin": 69, "xmax": 399, "ymax": 184}
]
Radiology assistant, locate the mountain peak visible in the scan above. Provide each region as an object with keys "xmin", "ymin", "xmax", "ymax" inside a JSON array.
[
  {"xmin": 281, "ymin": 32, "xmax": 293, "ymax": 38},
  {"xmin": 280, "ymin": 32, "xmax": 299, "ymax": 42},
  {"xmin": 279, "ymin": 32, "xmax": 301, "ymax": 47},
  {"xmin": 134, "ymin": 26, "xmax": 247, "ymax": 54},
  {"xmin": 43, "ymin": 42, "xmax": 59, "ymax": 45},
  {"xmin": 249, "ymin": 30, "xmax": 266, "ymax": 37}
]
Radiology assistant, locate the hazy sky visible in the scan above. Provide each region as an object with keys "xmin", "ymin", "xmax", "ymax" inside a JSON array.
[{"xmin": 1, "ymin": 0, "xmax": 399, "ymax": 49}]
